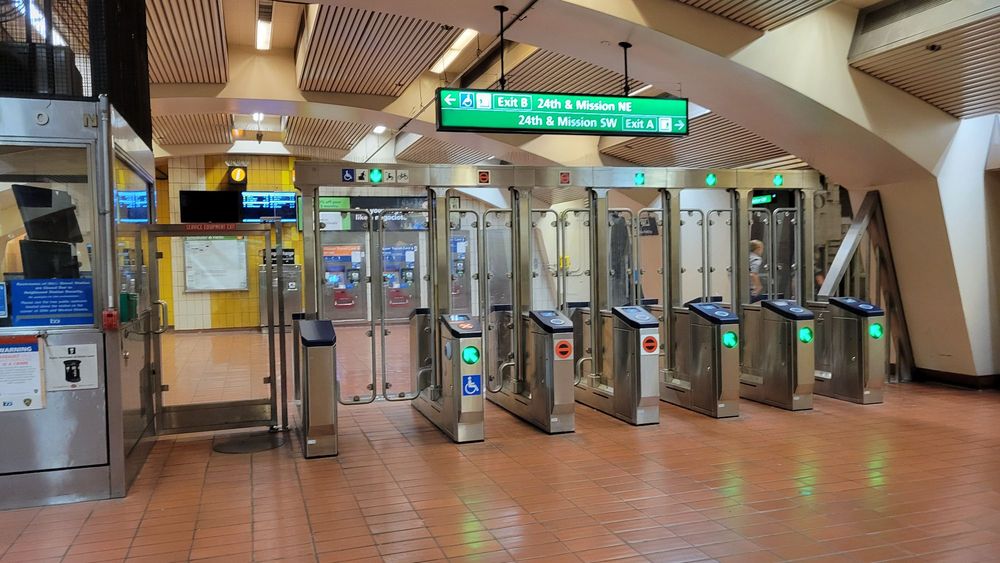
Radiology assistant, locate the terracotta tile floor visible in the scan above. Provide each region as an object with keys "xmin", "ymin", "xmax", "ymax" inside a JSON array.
[
  {"xmin": 160, "ymin": 326, "xmax": 413, "ymax": 406},
  {"xmin": 3, "ymin": 383, "xmax": 1000, "ymax": 562}
]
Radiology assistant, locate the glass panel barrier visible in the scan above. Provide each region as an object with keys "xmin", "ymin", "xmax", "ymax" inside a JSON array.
[
  {"xmin": 379, "ymin": 209, "xmax": 429, "ymax": 400},
  {"xmin": 319, "ymin": 209, "xmax": 376, "ymax": 404}
]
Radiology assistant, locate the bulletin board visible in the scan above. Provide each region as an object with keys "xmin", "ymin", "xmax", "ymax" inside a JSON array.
[{"xmin": 184, "ymin": 237, "xmax": 249, "ymax": 292}]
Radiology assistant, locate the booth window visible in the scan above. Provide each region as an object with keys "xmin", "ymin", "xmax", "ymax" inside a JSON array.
[{"xmin": 0, "ymin": 146, "xmax": 95, "ymax": 328}]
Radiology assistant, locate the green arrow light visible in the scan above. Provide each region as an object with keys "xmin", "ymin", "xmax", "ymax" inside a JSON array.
[
  {"xmin": 706, "ymin": 173, "xmax": 718, "ymax": 187},
  {"xmin": 868, "ymin": 323, "xmax": 884, "ymax": 340},
  {"xmin": 370, "ymin": 168, "xmax": 383, "ymax": 183},
  {"xmin": 798, "ymin": 326, "xmax": 814, "ymax": 344},
  {"xmin": 722, "ymin": 331, "xmax": 738, "ymax": 349},
  {"xmin": 462, "ymin": 345, "xmax": 480, "ymax": 365},
  {"xmin": 773, "ymin": 174, "xmax": 784, "ymax": 187}
]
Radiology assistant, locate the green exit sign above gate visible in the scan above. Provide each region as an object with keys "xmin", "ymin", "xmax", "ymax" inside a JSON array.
[{"xmin": 436, "ymin": 88, "xmax": 688, "ymax": 137}]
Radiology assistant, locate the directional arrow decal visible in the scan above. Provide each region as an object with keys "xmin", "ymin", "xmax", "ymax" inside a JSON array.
[{"xmin": 443, "ymin": 94, "xmax": 455, "ymax": 106}]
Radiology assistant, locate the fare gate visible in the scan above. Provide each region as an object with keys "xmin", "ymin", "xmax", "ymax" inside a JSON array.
[
  {"xmin": 560, "ymin": 195, "xmax": 660, "ymax": 426},
  {"xmin": 295, "ymin": 163, "xmax": 823, "ymax": 448},
  {"xmin": 482, "ymin": 200, "xmax": 576, "ymax": 434},
  {"xmin": 312, "ymin": 195, "xmax": 485, "ymax": 442}
]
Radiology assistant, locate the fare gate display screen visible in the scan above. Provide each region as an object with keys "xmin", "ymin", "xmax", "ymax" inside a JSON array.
[{"xmin": 437, "ymin": 88, "xmax": 689, "ymax": 137}]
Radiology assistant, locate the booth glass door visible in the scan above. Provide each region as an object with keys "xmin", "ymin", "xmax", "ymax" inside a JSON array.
[
  {"xmin": 115, "ymin": 227, "xmax": 155, "ymax": 453},
  {"xmin": 148, "ymin": 224, "xmax": 279, "ymax": 433}
]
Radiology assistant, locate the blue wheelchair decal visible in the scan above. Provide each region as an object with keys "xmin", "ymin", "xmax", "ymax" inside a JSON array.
[{"xmin": 462, "ymin": 374, "xmax": 482, "ymax": 396}]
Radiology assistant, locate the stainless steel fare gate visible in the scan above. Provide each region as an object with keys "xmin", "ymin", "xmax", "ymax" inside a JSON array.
[
  {"xmin": 314, "ymin": 202, "xmax": 486, "ymax": 442},
  {"xmin": 297, "ymin": 164, "xmax": 824, "ymax": 442}
]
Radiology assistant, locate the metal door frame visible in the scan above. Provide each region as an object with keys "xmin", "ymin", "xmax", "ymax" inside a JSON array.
[
  {"xmin": 146, "ymin": 223, "xmax": 279, "ymax": 434},
  {"xmin": 376, "ymin": 208, "xmax": 429, "ymax": 402}
]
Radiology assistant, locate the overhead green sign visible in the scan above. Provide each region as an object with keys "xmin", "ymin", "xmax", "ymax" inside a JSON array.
[{"xmin": 436, "ymin": 88, "xmax": 688, "ymax": 137}]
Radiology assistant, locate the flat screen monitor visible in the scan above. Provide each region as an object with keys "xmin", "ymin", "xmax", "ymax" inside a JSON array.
[
  {"xmin": 116, "ymin": 191, "xmax": 149, "ymax": 223},
  {"xmin": 20, "ymin": 239, "xmax": 80, "ymax": 278},
  {"xmin": 12, "ymin": 184, "xmax": 84, "ymax": 243},
  {"xmin": 241, "ymin": 191, "xmax": 297, "ymax": 223},
  {"xmin": 179, "ymin": 190, "xmax": 242, "ymax": 223}
]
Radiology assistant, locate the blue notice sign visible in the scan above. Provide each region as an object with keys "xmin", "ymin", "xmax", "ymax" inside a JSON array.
[
  {"xmin": 462, "ymin": 374, "xmax": 482, "ymax": 396},
  {"xmin": 0, "ymin": 283, "xmax": 7, "ymax": 319},
  {"xmin": 10, "ymin": 279, "xmax": 95, "ymax": 327},
  {"xmin": 341, "ymin": 168, "xmax": 355, "ymax": 183}
]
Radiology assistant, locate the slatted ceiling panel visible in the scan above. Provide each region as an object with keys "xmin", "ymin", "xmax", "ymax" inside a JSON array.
[
  {"xmin": 152, "ymin": 114, "xmax": 233, "ymax": 145},
  {"xmin": 299, "ymin": 6, "xmax": 460, "ymax": 96},
  {"xmin": 284, "ymin": 117, "xmax": 370, "ymax": 150},
  {"xmin": 851, "ymin": 14, "xmax": 1000, "ymax": 118},
  {"xmin": 674, "ymin": 0, "xmax": 836, "ymax": 30},
  {"xmin": 497, "ymin": 50, "xmax": 644, "ymax": 95},
  {"xmin": 146, "ymin": 0, "xmax": 228, "ymax": 83},
  {"xmin": 600, "ymin": 112, "xmax": 791, "ymax": 168},
  {"xmin": 738, "ymin": 155, "xmax": 811, "ymax": 170},
  {"xmin": 397, "ymin": 137, "xmax": 492, "ymax": 165}
]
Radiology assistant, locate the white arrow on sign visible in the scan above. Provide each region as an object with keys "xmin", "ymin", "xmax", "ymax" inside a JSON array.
[
  {"xmin": 675, "ymin": 119, "xmax": 686, "ymax": 130},
  {"xmin": 444, "ymin": 94, "xmax": 455, "ymax": 106}
]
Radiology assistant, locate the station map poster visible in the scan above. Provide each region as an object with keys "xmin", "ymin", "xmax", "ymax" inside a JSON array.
[
  {"xmin": 184, "ymin": 237, "xmax": 249, "ymax": 292},
  {"xmin": 45, "ymin": 343, "xmax": 99, "ymax": 392},
  {"xmin": 0, "ymin": 336, "xmax": 45, "ymax": 412},
  {"xmin": 10, "ymin": 279, "xmax": 94, "ymax": 327}
]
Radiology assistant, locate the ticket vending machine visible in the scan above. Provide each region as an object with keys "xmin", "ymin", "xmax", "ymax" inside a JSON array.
[
  {"xmin": 449, "ymin": 233, "xmax": 472, "ymax": 314},
  {"xmin": 381, "ymin": 241, "xmax": 420, "ymax": 320},
  {"xmin": 321, "ymin": 244, "xmax": 367, "ymax": 322}
]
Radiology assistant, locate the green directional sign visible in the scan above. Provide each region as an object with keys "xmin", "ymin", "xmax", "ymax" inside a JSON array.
[{"xmin": 437, "ymin": 88, "xmax": 688, "ymax": 137}]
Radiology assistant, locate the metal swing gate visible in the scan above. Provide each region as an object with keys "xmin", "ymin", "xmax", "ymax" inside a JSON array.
[{"xmin": 316, "ymin": 206, "xmax": 481, "ymax": 409}]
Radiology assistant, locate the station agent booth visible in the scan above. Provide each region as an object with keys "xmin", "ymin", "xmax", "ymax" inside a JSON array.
[{"xmin": 0, "ymin": 96, "xmax": 159, "ymax": 510}]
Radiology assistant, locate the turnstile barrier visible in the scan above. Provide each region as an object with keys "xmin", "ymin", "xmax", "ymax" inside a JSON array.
[
  {"xmin": 662, "ymin": 302, "xmax": 740, "ymax": 418},
  {"xmin": 740, "ymin": 300, "xmax": 815, "ymax": 411},
  {"xmin": 486, "ymin": 310, "xmax": 575, "ymax": 433},
  {"xmin": 411, "ymin": 314, "xmax": 485, "ymax": 442},
  {"xmin": 573, "ymin": 306, "xmax": 660, "ymax": 425},
  {"xmin": 296, "ymin": 319, "xmax": 338, "ymax": 458},
  {"xmin": 812, "ymin": 297, "xmax": 887, "ymax": 404}
]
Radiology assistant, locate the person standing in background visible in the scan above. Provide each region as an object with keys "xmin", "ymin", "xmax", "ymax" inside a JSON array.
[{"xmin": 749, "ymin": 239, "xmax": 765, "ymax": 302}]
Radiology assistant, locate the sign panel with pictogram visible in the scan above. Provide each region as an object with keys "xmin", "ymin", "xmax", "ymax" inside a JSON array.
[{"xmin": 641, "ymin": 335, "xmax": 659, "ymax": 355}]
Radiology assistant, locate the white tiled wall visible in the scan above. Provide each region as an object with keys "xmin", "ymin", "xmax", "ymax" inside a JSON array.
[{"xmin": 167, "ymin": 156, "xmax": 212, "ymax": 330}]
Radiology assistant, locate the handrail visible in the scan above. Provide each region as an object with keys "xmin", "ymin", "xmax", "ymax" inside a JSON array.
[
  {"xmin": 153, "ymin": 300, "xmax": 168, "ymax": 334},
  {"xmin": 492, "ymin": 360, "xmax": 515, "ymax": 393},
  {"xmin": 574, "ymin": 356, "xmax": 593, "ymax": 386}
]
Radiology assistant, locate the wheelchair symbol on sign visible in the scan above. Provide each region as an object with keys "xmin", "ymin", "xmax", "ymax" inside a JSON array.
[
  {"xmin": 459, "ymin": 93, "xmax": 474, "ymax": 108},
  {"xmin": 462, "ymin": 374, "xmax": 481, "ymax": 396}
]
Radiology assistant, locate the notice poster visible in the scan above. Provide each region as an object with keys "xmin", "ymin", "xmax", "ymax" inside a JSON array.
[
  {"xmin": 10, "ymin": 279, "xmax": 94, "ymax": 327},
  {"xmin": 184, "ymin": 238, "xmax": 249, "ymax": 292},
  {"xmin": 0, "ymin": 336, "xmax": 45, "ymax": 412},
  {"xmin": 45, "ymin": 343, "xmax": 99, "ymax": 392}
]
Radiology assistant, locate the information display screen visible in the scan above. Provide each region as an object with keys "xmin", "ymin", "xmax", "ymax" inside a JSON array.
[
  {"xmin": 437, "ymin": 88, "xmax": 688, "ymax": 136},
  {"xmin": 116, "ymin": 191, "xmax": 149, "ymax": 223},
  {"xmin": 241, "ymin": 191, "xmax": 297, "ymax": 223}
]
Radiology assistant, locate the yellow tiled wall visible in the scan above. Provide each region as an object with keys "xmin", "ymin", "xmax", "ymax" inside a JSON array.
[{"xmin": 160, "ymin": 155, "xmax": 304, "ymax": 331}]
